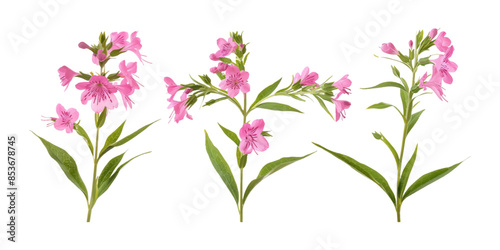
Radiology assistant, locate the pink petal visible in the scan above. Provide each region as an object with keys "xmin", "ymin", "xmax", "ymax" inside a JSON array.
[
  {"xmin": 251, "ymin": 119, "xmax": 265, "ymax": 134},
  {"xmin": 240, "ymin": 82, "xmax": 250, "ymax": 94},
  {"xmin": 227, "ymin": 87, "xmax": 239, "ymax": 98},
  {"xmin": 240, "ymin": 71, "xmax": 249, "ymax": 82},
  {"xmin": 253, "ymin": 135, "xmax": 269, "ymax": 152}
]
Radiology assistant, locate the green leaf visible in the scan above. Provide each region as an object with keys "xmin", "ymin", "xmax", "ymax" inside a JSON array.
[
  {"xmin": 100, "ymin": 120, "xmax": 159, "ymax": 157},
  {"xmin": 313, "ymin": 95, "xmax": 334, "ymax": 120},
  {"xmin": 203, "ymin": 97, "xmax": 228, "ymax": 107},
  {"xmin": 110, "ymin": 48, "xmax": 124, "ymax": 57},
  {"xmin": 237, "ymin": 149, "xmax": 247, "ymax": 169},
  {"xmin": 249, "ymin": 78, "xmax": 282, "ymax": 110},
  {"xmin": 76, "ymin": 72, "xmax": 92, "ymax": 80},
  {"xmin": 98, "ymin": 152, "xmax": 125, "ymax": 189},
  {"xmin": 400, "ymin": 89, "xmax": 409, "ymax": 113},
  {"xmin": 204, "ymin": 131, "xmax": 239, "ymax": 204},
  {"xmin": 314, "ymin": 143, "xmax": 396, "ymax": 205},
  {"xmin": 199, "ymin": 74, "xmax": 212, "ymax": 85},
  {"xmin": 403, "ymin": 160, "xmax": 464, "ymax": 201},
  {"xmin": 74, "ymin": 123, "xmax": 94, "ymax": 155},
  {"xmin": 418, "ymin": 56, "xmax": 432, "ymax": 66},
  {"xmin": 218, "ymin": 123, "xmax": 240, "ymax": 146},
  {"xmin": 101, "ymin": 121, "xmax": 126, "ymax": 156},
  {"xmin": 362, "ymin": 81, "xmax": 406, "ymax": 91},
  {"xmin": 32, "ymin": 132, "xmax": 88, "ymax": 200},
  {"xmin": 392, "ymin": 66, "xmax": 401, "ymax": 78},
  {"xmin": 242, "ymin": 152, "xmax": 314, "ymax": 205},
  {"xmin": 367, "ymin": 102, "xmax": 393, "ymax": 109},
  {"xmin": 98, "ymin": 151, "xmax": 151, "ymax": 198},
  {"xmin": 256, "ymin": 102, "xmax": 302, "ymax": 113},
  {"xmin": 398, "ymin": 145, "xmax": 418, "ymax": 198},
  {"xmin": 219, "ymin": 57, "xmax": 233, "ymax": 64},
  {"xmin": 407, "ymin": 110, "xmax": 424, "ymax": 133},
  {"xmin": 96, "ymin": 107, "xmax": 107, "ymax": 128},
  {"xmin": 379, "ymin": 133, "xmax": 399, "ymax": 165}
]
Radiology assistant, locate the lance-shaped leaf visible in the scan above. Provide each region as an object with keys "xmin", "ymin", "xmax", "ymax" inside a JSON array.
[
  {"xmin": 99, "ymin": 120, "xmax": 158, "ymax": 157},
  {"xmin": 98, "ymin": 152, "xmax": 125, "ymax": 189},
  {"xmin": 407, "ymin": 110, "xmax": 424, "ymax": 133},
  {"xmin": 362, "ymin": 81, "xmax": 406, "ymax": 91},
  {"xmin": 367, "ymin": 102, "xmax": 393, "ymax": 109},
  {"xmin": 98, "ymin": 151, "xmax": 151, "ymax": 198},
  {"xmin": 74, "ymin": 123, "xmax": 94, "ymax": 155},
  {"xmin": 96, "ymin": 107, "xmax": 107, "ymax": 128},
  {"xmin": 205, "ymin": 131, "xmax": 239, "ymax": 204},
  {"xmin": 397, "ymin": 145, "xmax": 418, "ymax": 198},
  {"xmin": 218, "ymin": 123, "xmax": 240, "ymax": 146},
  {"xmin": 242, "ymin": 152, "xmax": 314, "ymax": 205},
  {"xmin": 101, "ymin": 121, "xmax": 126, "ymax": 155},
  {"xmin": 32, "ymin": 132, "xmax": 88, "ymax": 200},
  {"xmin": 203, "ymin": 97, "xmax": 229, "ymax": 107},
  {"xmin": 373, "ymin": 132, "xmax": 399, "ymax": 165},
  {"xmin": 313, "ymin": 95, "xmax": 335, "ymax": 120},
  {"xmin": 314, "ymin": 143, "xmax": 396, "ymax": 205},
  {"xmin": 249, "ymin": 78, "xmax": 282, "ymax": 110},
  {"xmin": 403, "ymin": 160, "xmax": 464, "ymax": 201},
  {"xmin": 256, "ymin": 102, "xmax": 302, "ymax": 113}
]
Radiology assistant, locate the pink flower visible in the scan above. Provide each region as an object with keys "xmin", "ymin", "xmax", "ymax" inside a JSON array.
[
  {"xmin": 92, "ymin": 50, "xmax": 107, "ymax": 65},
  {"xmin": 293, "ymin": 67, "xmax": 319, "ymax": 87},
  {"xmin": 239, "ymin": 119, "xmax": 269, "ymax": 155},
  {"xmin": 168, "ymin": 89, "xmax": 193, "ymax": 123},
  {"xmin": 332, "ymin": 74, "xmax": 352, "ymax": 95},
  {"xmin": 76, "ymin": 75, "xmax": 119, "ymax": 113},
  {"xmin": 78, "ymin": 42, "xmax": 90, "ymax": 49},
  {"xmin": 434, "ymin": 31, "xmax": 451, "ymax": 52},
  {"xmin": 210, "ymin": 62, "xmax": 229, "ymax": 73},
  {"xmin": 58, "ymin": 66, "xmax": 79, "ymax": 90},
  {"xmin": 381, "ymin": 43, "xmax": 399, "ymax": 55},
  {"xmin": 209, "ymin": 53, "xmax": 219, "ymax": 61},
  {"xmin": 409, "ymin": 40, "xmax": 413, "ymax": 49},
  {"xmin": 219, "ymin": 65, "xmax": 250, "ymax": 97},
  {"xmin": 54, "ymin": 104, "xmax": 79, "ymax": 133},
  {"xmin": 119, "ymin": 60, "xmax": 140, "ymax": 90},
  {"xmin": 332, "ymin": 95, "xmax": 351, "ymax": 121},
  {"xmin": 110, "ymin": 31, "xmax": 129, "ymax": 51},
  {"xmin": 125, "ymin": 31, "xmax": 148, "ymax": 63},
  {"xmin": 419, "ymin": 68, "xmax": 446, "ymax": 101},
  {"xmin": 429, "ymin": 28, "xmax": 438, "ymax": 39},
  {"xmin": 116, "ymin": 79, "xmax": 134, "ymax": 110},
  {"xmin": 216, "ymin": 37, "xmax": 237, "ymax": 57},
  {"xmin": 431, "ymin": 46, "xmax": 458, "ymax": 84},
  {"xmin": 164, "ymin": 77, "xmax": 182, "ymax": 102}
]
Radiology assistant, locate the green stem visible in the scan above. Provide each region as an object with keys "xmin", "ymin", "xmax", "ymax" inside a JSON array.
[
  {"xmin": 239, "ymin": 167, "xmax": 243, "ymax": 222},
  {"xmin": 87, "ymin": 126, "xmax": 100, "ymax": 222}
]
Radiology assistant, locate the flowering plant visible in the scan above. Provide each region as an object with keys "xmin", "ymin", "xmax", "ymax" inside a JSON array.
[
  {"xmin": 166, "ymin": 32, "xmax": 352, "ymax": 222},
  {"xmin": 33, "ymin": 32, "xmax": 158, "ymax": 222},
  {"xmin": 314, "ymin": 29, "xmax": 462, "ymax": 222}
]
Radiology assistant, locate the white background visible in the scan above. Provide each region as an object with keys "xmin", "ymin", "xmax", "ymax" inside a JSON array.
[{"xmin": 1, "ymin": 0, "xmax": 499, "ymax": 249}]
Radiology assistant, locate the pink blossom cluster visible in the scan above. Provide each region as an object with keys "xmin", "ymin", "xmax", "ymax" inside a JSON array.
[
  {"xmin": 381, "ymin": 28, "xmax": 457, "ymax": 101},
  {"xmin": 47, "ymin": 31, "xmax": 147, "ymax": 133}
]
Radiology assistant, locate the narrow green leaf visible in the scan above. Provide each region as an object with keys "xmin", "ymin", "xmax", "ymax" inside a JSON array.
[
  {"xmin": 242, "ymin": 152, "xmax": 314, "ymax": 205},
  {"xmin": 101, "ymin": 121, "xmax": 126, "ymax": 155},
  {"xmin": 203, "ymin": 97, "xmax": 228, "ymax": 107},
  {"xmin": 403, "ymin": 160, "xmax": 464, "ymax": 201},
  {"xmin": 74, "ymin": 124, "xmax": 94, "ymax": 155},
  {"xmin": 249, "ymin": 78, "xmax": 282, "ymax": 110},
  {"xmin": 237, "ymin": 149, "xmax": 248, "ymax": 169},
  {"xmin": 362, "ymin": 81, "xmax": 406, "ymax": 91},
  {"xmin": 392, "ymin": 66, "xmax": 401, "ymax": 78},
  {"xmin": 32, "ymin": 132, "xmax": 88, "ymax": 200},
  {"xmin": 313, "ymin": 95, "xmax": 334, "ymax": 120},
  {"xmin": 100, "ymin": 120, "xmax": 159, "ymax": 157},
  {"xmin": 98, "ymin": 151, "xmax": 151, "ymax": 198},
  {"xmin": 218, "ymin": 123, "xmax": 240, "ymax": 146},
  {"xmin": 96, "ymin": 107, "xmax": 107, "ymax": 128},
  {"xmin": 98, "ymin": 152, "xmax": 125, "ymax": 189},
  {"xmin": 204, "ymin": 131, "xmax": 239, "ymax": 204},
  {"xmin": 407, "ymin": 110, "xmax": 424, "ymax": 133},
  {"xmin": 398, "ymin": 145, "xmax": 418, "ymax": 198},
  {"xmin": 219, "ymin": 57, "xmax": 233, "ymax": 64},
  {"xmin": 256, "ymin": 102, "xmax": 302, "ymax": 113},
  {"xmin": 367, "ymin": 102, "xmax": 393, "ymax": 109},
  {"xmin": 314, "ymin": 143, "xmax": 396, "ymax": 205},
  {"xmin": 400, "ymin": 89, "xmax": 409, "ymax": 113},
  {"xmin": 379, "ymin": 133, "xmax": 399, "ymax": 165}
]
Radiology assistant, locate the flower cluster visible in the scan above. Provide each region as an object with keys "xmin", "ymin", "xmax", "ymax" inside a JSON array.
[
  {"xmin": 381, "ymin": 28, "xmax": 457, "ymax": 101},
  {"xmin": 48, "ymin": 31, "xmax": 148, "ymax": 133}
]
